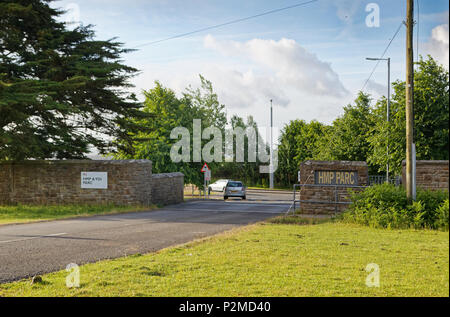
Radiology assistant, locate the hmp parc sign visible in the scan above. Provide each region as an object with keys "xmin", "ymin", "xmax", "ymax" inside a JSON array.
[
  {"xmin": 81, "ymin": 172, "xmax": 108, "ymax": 189},
  {"xmin": 315, "ymin": 170, "xmax": 358, "ymax": 186}
]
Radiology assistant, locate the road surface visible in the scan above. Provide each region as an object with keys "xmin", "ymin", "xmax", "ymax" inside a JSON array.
[{"xmin": 0, "ymin": 191, "xmax": 290, "ymax": 283}]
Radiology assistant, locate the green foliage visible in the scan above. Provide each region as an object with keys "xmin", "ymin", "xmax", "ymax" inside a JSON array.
[
  {"xmin": 214, "ymin": 114, "xmax": 265, "ymax": 186},
  {"xmin": 276, "ymin": 119, "xmax": 327, "ymax": 185},
  {"xmin": 275, "ymin": 56, "xmax": 448, "ymax": 184},
  {"xmin": 317, "ymin": 92, "xmax": 375, "ymax": 168},
  {"xmin": 276, "ymin": 92, "xmax": 375, "ymax": 186},
  {"xmin": 415, "ymin": 189, "xmax": 450, "ymax": 227},
  {"xmin": 114, "ymin": 77, "xmax": 228, "ymax": 187},
  {"xmin": 436, "ymin": 200, "xmax": 449, "ymax": 231},
  {"xmin": 368, "ymin": 56, "xmax": 449, "ymax": 175},
  {"xmin": 0, "ymin": 0, "xmax": 148, "ymax": 160},
  {"xmin": 343, "ymin": 183, "xmax": 449, "ymax": 230}
]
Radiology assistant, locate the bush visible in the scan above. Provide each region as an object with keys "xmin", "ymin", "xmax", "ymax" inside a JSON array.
[
  {"xmin": 436, "ymin": 200, "xmax": 449, "ymax": 231},
  {"xmin": 343, "ymin": 184, "xmax": 449, "ymax": 230}
]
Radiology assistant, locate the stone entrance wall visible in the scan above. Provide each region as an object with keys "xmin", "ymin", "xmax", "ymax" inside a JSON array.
[
  {"xmin": 402, "ymin": 160, "xmax": 449, "ymax": 191},
  {"xmin": 152, "ymin": 173, "xmax": 184, "ymax": 205},
  {"xmin": 298, "ymin": 161, "xmax": 369, "ymax": 215},
  {"xmin": 0, "ymin": 160, "xmax": 185, "ymax": 206}
]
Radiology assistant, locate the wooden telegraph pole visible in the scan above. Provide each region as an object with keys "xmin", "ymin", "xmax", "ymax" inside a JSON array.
[{"xmin": 405, "ymin": 0, "xmax": 414, "ymax": 200}]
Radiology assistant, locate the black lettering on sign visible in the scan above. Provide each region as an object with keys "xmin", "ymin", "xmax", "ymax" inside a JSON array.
[{"xmin": 314, "ymin": 171, "xmax": 358, "ymax": 186}]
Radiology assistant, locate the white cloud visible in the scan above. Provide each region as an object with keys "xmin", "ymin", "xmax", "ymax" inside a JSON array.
[
  {"xmin": 204, "ymin": 35, "xmax": 349, "ymax": 98},
  {"xmin": 130, "ymin": 35, "xmax": 352, "ymax": 131},
  {"xmin": 366, "ymin": 80, "xmax": 387, "ymax": 97},
  {"xmin": 424, "ymin": 15, "xmax": 449, "ymax": 69},
  {"xmin": 201, "ymin": 67, "xmax": 290, "ymax": 109}
]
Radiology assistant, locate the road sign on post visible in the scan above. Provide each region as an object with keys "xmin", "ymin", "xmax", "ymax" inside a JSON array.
[{"xmin": 201, "ymin": 163, "xmax": 209, "ymax": 173}]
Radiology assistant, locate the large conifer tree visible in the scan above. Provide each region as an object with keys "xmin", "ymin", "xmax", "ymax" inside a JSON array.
[{"xmin": 0, "ymin": 0, "xmax": 148, "ymax": 160}]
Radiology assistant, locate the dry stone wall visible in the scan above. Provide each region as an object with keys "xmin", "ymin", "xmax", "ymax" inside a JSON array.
[
  {"xmin": 152, "ymin": 172, "xmax": 184, "ymax": 205},
  {"xmin": 298, "ymin": 161, "xmax": 369, "ymax": 215},
  {"xmin": 0, "ymin": 160, "xmax": 185, "ymax": 206},
  {"xmin": 402, "ymin": 160, "xmax": 449, "ymax": 191}
]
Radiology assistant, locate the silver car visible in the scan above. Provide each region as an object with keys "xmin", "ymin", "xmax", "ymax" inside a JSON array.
[{"xmin": 224, "ymin": 181, "xmax": 246, "ymax": 200}]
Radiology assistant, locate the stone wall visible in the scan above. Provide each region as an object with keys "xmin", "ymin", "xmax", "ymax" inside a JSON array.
[
  {"xmin": 0, "ymin": 160, "xmax": 153, "ymax": 205},
  {"xmin": 298, "ymin": 161, "xmax": 369, "ymax": 215},
  {"xmin": 402, "ymin": 160, "xmax": 449, "ymax": 191},
  {"xmin": 152, "ymin": 172, "xmax": 184, "ymax": 205}
]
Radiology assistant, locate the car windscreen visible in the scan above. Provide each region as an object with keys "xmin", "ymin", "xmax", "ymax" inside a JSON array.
[{"xmin": 227, "ymin": 182, "xmax": 243, "ymax": 188}]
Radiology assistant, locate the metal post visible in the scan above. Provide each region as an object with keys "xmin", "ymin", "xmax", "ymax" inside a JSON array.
[
  {"xmin": 293, "ymin": 185, "xmax": 296, "ymax": 212},
  {"xmin": 269, "ymin": 99, "xmax": 274, "ymax": 189},
  {"xmin": 204, "ymin": 174, "xmax": 206, "ymax": 199},
  {"xmin": 387, "ymin": 57, "xmax": 391, "ymax": 182},
  {"xmin": 412, "ymin": 143, "xmax": 416, "ymax": 200},
  {"xmin": 366, "ymin": 57, "xmax": 391, "ymax": 183},
  {"xmin": 334, "ymin": 186, "xmax": 338, "ymax": 214}
]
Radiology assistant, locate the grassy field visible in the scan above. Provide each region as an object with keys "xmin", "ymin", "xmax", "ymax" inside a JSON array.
[
  {"xmin": 0, "ymin": 204, "xmax": 153, "ymax": 225},
  {"xmin": 1, "ymin": 219, "xmax": 448, "ymax": 297}
]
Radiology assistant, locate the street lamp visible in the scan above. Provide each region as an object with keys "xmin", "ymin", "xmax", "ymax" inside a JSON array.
[
  {"xmin": 269, "ymin": 99, "xmax": 274, "ymax": 189},
  {"xmin": 366, "ymin": 57, "xmax": 391, "ymax": 182}
]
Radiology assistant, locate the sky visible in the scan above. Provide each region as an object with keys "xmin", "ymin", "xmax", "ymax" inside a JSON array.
[{"xmin": 51, "ymin": 0, "xmax": 449, "ymax": 138}]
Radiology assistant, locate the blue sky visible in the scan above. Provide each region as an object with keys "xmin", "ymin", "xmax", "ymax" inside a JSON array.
[{"xmin": 52, "ymin": 0, "xmax": 449, "ymax": 134}]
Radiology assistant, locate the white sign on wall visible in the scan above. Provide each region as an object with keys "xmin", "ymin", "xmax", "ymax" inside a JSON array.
[{"xmin": 81, "ymin": 172, "xmax": 108, "ymax": 189}]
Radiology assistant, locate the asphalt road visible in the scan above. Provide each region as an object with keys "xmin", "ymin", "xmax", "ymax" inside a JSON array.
[{"xmin": 0, "ymin": 191, "xmax": 290, "ymax": 283}]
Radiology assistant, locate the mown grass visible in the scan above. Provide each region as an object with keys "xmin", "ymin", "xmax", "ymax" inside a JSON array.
[
  {"xmin": 0, "ymin": 204, "xmax": 153, "ymax": 225},
  {"xmin": 268, "ymin": 215, "xmax": 332, "ymax": 225},
  {"xmin": 1, "ymin": 220, "xmax": 447, "ymax": 297}
]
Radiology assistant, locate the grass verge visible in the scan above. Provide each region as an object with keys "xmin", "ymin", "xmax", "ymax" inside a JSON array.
[
  {"xmin": 0, "ymin": 219, "xmax": 448, "ymax": 297},
  {"xmin": 0, "ymin": 204, "xmax": 154, "ymax": 225}
]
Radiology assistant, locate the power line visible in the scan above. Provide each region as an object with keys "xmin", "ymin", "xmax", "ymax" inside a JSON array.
[
  {"xmin": 361, "ymin": 21, "xmax": 404, "ymax": 92},
  {"xmin": 131, "ymin": 0, "xmax": 319, "ymax": 49}
]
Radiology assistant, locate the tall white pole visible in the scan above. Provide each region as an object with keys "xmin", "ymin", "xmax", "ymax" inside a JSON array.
[
  {"xmin": 366, "ymin": 57, "xmax": 391, "ymax": 183},
  {"xmin": 387, "ymin": 57, "xmax": 391, "ymax": 182},
  {"xmin": 269, "ymin": 99, "xmax": 274, "ymax": 189}
]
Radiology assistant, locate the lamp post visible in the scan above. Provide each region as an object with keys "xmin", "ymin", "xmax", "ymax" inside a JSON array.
[
  {"xmin": 269, "ymin": 99, "xmax": 274, "ymax": 189},
  {"xmin": 366, "ymin": 57, "xmax": 391, "ymax": 182}
]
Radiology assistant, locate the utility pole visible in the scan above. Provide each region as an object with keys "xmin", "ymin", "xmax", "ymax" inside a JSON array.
[
  {"xmin": 405, "ymin": 0, "xmax": 414, "ymax": 200},
  {"xmin": 269, "ymin": 99, "xmax": 274, "ymax": 189}
]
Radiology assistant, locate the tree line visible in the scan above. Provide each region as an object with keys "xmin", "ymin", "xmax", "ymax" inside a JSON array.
[
  {"xmin": 113, "ymin": 76, "xmax": 270, "ymax": 188},
  {"xmin": 1, "ymin": 0, "xmax": 448, "ymax": 188},
  {"xmin": 276, "ymin": 56, "xmax": 449, "ymax": 187}
]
